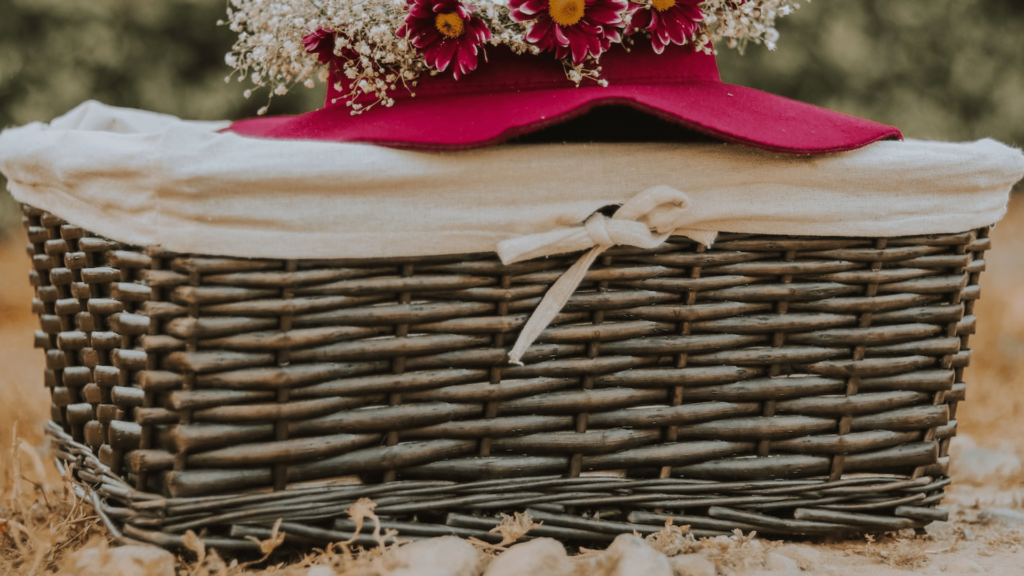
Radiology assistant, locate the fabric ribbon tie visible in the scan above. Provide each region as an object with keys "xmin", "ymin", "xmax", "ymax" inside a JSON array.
[{"xmin": 497, "ymin": 185, "xmax": 717, "ymax": 365}]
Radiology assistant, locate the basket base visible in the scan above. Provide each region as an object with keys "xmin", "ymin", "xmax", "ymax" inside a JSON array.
[{"xmin": 48, "ymin": 422, "xmax": 948, "ymax": 552}]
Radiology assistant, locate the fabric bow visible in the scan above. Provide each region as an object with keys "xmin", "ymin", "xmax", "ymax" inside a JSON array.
[{"xmin": 497, "ymin": 185, "xmax": 716, "ymax": 365}]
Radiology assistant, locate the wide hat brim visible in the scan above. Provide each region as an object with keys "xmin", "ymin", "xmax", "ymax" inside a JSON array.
[{"xmin": 227, "ymin": 43, "xmax": 901, "ymax": 155}]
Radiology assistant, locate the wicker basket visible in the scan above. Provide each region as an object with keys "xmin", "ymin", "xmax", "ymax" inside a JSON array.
[{"xmin": 20, "ymin": 203, "xmax": 988, "ymax": 551}]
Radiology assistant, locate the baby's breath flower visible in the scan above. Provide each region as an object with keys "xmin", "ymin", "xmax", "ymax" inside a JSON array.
[
  {"xmin": 224, "ymin": 0, "xmax": 799, "ymax": 113},
  {"xmin": 697, "ymin": 0, "xmax": 801, "ymax": 53}
]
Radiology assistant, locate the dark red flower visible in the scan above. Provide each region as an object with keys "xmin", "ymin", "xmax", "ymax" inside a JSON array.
[
  {"xmin": 398, "ymin": 0, "xmax": 492, "ymax": 79},
  {"xmin": 510, "ymin": 0, "xmax": 628, "ymax": 65},
  {"xmin": 302, "ymin": 27, "xmax": 338, "ymax": 64},
  {"xmin": 625, "ymin": 0, "xmax": 702, "ymax": 54}
]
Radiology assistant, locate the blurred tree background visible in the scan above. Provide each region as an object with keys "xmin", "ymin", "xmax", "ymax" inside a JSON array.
[
  {"xmin": 1, "ymin": 0, "xmax": 1022, "ymax": 233},
  {"xmin": 717, "ymin": 0, "xmax": 1024, "ymax": 147}
]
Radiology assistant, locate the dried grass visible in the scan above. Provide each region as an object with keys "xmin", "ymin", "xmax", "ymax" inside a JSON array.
[
  {"xmin": 1, "ymin": 423, "xmax": 108, "ymax": 575},
  {"xmin": 643, "ymin": 519, "xmax": 701, "ymax": 557},
  {"xmin": 866, "ymin": 533, "xmax": 930, "ymax": 570},
  {"xmin": 695, "ymin": 530, "xmax": 768, "ymax": 574}
]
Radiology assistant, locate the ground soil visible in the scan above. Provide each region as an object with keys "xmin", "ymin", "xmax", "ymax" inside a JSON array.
[{"xmin": 2, "ymin": 196, "xmax": 1022, "ymax": 575}]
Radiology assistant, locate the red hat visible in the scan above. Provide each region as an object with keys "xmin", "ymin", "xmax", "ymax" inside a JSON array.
[{"xmin": 224, "ymin": 3, "xmax": 901, "ymax": 155}]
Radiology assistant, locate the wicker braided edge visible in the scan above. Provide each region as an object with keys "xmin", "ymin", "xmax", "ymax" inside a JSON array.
[{"xmin": 49, "ymin": 421, "xmax": 948, "ymax": 552}]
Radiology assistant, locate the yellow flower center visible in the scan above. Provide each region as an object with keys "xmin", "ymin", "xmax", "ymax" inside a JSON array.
[
  {"xmin": 651, "ymin": 0, "xmax": 675, "ymax": 11},
  {"xmin": 434, "ymin": 12, "xmax": 466, "ymax": 38},
  {"xmin": 549, "ymin": 0, "xmax": 585, "ymax": 27}
]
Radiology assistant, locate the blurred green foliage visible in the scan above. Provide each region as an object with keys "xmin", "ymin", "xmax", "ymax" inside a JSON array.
[
  {"xmin": 1, "ymin": 0, "xmax": 1022, "ymax": 234},
  {"xmin": 718, "ymin": 0, "xmax": 1024, "ymax": 147},
  {"xmin": 0, "ymin": 0, "xmax": 323, "ymax": 127}
]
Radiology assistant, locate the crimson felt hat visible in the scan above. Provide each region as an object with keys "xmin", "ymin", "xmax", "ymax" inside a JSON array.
[{"xmin": 225, "ymin": 3, "xmax": 901, "ymax": 154}]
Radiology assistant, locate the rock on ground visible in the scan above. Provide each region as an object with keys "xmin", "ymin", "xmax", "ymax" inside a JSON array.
[
  {"xmin": 979, "ymin": 507, "xmax": 1024, "ymax": 528},
  {"xmin": 949, "ymin": 435, "xmax": 1022, "ymax": 485},
  {"xmin": 65, "ymin": 544, "xmax": 175, "ymax": 576},
  {"xmin": 389, "ymin": 536, "xmax": 480, "ymax": 576},
  {"xmin": 668, "ymin": 553, "xmax": 717, "ymax": 576},
  {"xmin": 603, "ymin": 534, "xmax": 673, "ymax": 576},
  {"xmin": 924, "ymin": 521, "xmax": 959, "ymax": 540},
  {"xmin": 483, "ymin": 539, "xmax": 573, "ymax": 576},
  {"xmin": 763, "ymin": 551, "xmax": 800, "ymax": 573}
]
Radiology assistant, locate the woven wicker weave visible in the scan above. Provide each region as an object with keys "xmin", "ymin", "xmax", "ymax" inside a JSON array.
[{"xmin": 20, "ymin": 203, "xmax": 988, "ymax": 550}]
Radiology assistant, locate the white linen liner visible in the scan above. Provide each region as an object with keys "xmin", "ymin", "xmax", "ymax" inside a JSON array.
[{"xmin": 1, "ymin": 100, "xmax": 1022, "ymax": 260}]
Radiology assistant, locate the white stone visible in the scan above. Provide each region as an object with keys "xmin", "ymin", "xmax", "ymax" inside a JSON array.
[
  {"xmin": 389, "ymin": 536, "xmax": 480, "ymax": 576},
  {"xmin": 764, "ymin": 551, "xmax": 800, "ymax": 573},
  {"xmin": 924, "ymin": 521, "xmax": 958, "ymax": 540},
  {"xmin": 484, "ymin": 538, "xmax": 573, "ymax": 576},
  {"xmin": 67, "ymin": 544, "xmax": 176, "ymax": 576},
  {"xmin": 603, "ymin": 534, "xmax": 673, "ymax": 576},
  {"xmin": 306, "ymin": 567, "xmax": 339, "ymax": 576},
  {"xmin": 949, "ymin": 436, "xmax": 1022, "ymax": 485},
  {"xmin": 772, "ymin": 544, "xmax": 823, "ymax": 571},
  {"xmin": 668, "ymin": 553, "xmax": 716, "ymax": 576},
  {"xmin": 978, "ymin": 508, "xmax": 1024, "ymax": 529},
  {"xmin": 941, "ymin": 556, "xmax": 985, "ymax": 573}
]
